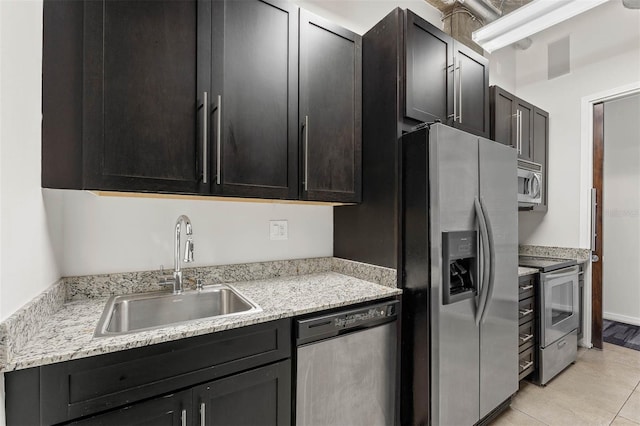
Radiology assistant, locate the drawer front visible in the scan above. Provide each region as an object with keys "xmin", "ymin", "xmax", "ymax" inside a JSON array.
[
  {"xmin": 518, "ymin": 320, "xmax": 535, "ymax": 352},
  {"xmin": 39, "ymin": 319, "xmax": 291, "ymax": 425},
  {"xmin": 539, "ymin": 330, "xmax": 577, "ymax": 385},
  {"xmin": 519, "ymin": 274, "xmax": 535, "ymax": 300},
  {"xmin": 519, "ymin": 297, "xmax": 535, "ymax": 325},
  {"xmin": 518, "ymin": 346, "xmax": 534, "ymax": 380}
]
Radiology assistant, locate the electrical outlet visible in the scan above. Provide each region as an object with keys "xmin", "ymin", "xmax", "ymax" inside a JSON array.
[{"xmin": 269, "ymin": 220, "xmax": 288, "ymax": 240}]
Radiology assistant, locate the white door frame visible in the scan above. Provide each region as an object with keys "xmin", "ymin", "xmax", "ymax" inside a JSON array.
[{"xmin": 578, "ymin": 82, "xmax": 640, "ymax": 349}]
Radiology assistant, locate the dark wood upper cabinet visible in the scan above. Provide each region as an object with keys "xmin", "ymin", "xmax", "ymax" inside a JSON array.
[
  {"xmin": 490, "ymin": 86, "xmax": 534, "ymax": 161},
  {"xmin": 404, "ymin": 10, "xmax": 489, "ymax": 138},
  {"xmin": 532, "ymin": 107, "xmax": 549, "ymax": 211},
  {"xmin": 454, "ymin": 42, "xmax": 490, "ymax": 138},
  {"xmin": 490, "ymin": 86, "xmax": 517, "ymax": 149},
  {"xmin": 299, "ymin": 10, "xmax": 362, "ymax": 203},
  {"xmin": 516, "ymin": 98, "xmax": 534, "ymax": 161},
  {"xmin": 82, "ymin": 0, "xmax": 210, "ymax": 194},
  {"xmin": 405, "ymin": 11, "xmax": 453, "ymax": 125},
  {"xmin": 42, "ymin": 0, "xmax": 361, "ymax": 203},
  {"xmin": 211, "ymin": 0, "xmax": 298, "ymax": 200}
]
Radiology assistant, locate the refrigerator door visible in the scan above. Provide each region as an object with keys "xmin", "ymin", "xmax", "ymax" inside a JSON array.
[
  {"xmin": 478, "ymin": 138, "xmax": 518, "ymax": 418},
  {"xmin": 429, "ymin": 124, "xmax": 480, "ymax": 426}
]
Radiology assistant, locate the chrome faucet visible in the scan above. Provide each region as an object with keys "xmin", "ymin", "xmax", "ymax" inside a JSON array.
[{"xmin": 166, "ymin": 215, "xmax": 194, "ymax": 294}]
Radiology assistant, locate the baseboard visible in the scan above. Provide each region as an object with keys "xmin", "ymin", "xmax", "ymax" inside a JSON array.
[{"xmin": 603, "ymin": 312, "xmax": 640, "ymax": 327}]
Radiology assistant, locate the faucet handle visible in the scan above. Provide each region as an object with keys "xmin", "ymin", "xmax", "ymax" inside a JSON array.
[{"xmin": 184, "ymin": 238, "xmax": 194, "ymax": 263}]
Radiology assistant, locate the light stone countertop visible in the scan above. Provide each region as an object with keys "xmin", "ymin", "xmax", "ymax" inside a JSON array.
[
  {"xmin": 4, "ymin": 272, "xmax": 401, "ymax": 372},
  {"xmin": 518, "ymin": 266, "xmax": 539, "ymax": 277}
]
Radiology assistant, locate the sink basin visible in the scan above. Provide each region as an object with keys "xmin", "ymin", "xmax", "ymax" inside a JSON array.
[{"xmin": 94, "ymin": 284, "xmax": 261, "ymax": 337}]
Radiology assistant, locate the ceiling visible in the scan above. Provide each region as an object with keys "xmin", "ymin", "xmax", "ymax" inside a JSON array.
[{"xmin": 425, "ymin": 0, "xmax": 534, "ymax": 24}]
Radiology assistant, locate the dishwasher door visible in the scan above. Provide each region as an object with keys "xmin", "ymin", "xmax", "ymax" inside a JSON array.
[{"xmin": 295, "ymin": 301, "xmax": 398, "ymax": 426}]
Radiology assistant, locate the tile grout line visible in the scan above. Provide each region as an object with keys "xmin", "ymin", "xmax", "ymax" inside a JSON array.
[
  {"xmin": 610, "ymin": 379, "xmax": 640, "ymax": 425},
  {"xmin": 513, "ymin": 406, "xmax": 551, "ymax": 425}
]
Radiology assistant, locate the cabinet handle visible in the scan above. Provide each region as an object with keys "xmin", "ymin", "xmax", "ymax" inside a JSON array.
[
  {"xmin": 519, "ymin": 333, "xmax": 533, "ymax": 343},
  {"xmin": 519, "ymin": 308, "xmax": 533, "ymax": 316},
  {"xmin": 520, "ymin": 285, "xmax": 534, "ymax": 291},
  {"xmin": 517, "ymin": 110, "xmax": 522, "ymax": 155},
  {"xmin": 519, "ymin": 360, "xmax": 533, "ymax": 371},
  {"xmin": 202, "ymin": 92, "xmax": 208, "ymax": 184},
  {"xmin": 458, "ymin": 60, "xmax": 462, "ymax": 123},
  {"xmin": 216, "ymin": 95, "xmax": 222, "ymax": 185},
  {"xmin": 448, "ymin": 64, "xmax": 456, "ymax": 121},
  {"xmin": 200, "ymin": 402, "xmax": 206, "ymax": 426},
  {"xmin": 303, "ymin": 115, "xmax": 309, "ymax": 192},
  {"xmin": 181, "ymin": 409, "xmax": 187, "ymax": 426}
]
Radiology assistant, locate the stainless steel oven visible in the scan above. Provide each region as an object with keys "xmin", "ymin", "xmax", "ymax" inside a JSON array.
[
  {"xmin": 538, "ymin": 265, "xmax": 579, "ymax": 384},
  {"xmin": 517, "ymin": 159, "xmax": 543, "ymax": 208}
]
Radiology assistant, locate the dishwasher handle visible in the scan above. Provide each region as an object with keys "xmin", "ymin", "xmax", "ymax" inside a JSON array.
[{"xmin": 296, "ymin": 300, "xmax": 399, "ymax": 346}]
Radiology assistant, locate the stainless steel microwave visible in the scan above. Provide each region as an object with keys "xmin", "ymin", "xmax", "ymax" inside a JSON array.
[{"xmin": 517, "ymin": 159, "xmax": 543, "ymax": 208}]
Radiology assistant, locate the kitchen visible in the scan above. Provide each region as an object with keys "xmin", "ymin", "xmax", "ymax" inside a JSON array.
[{"xmin": 0, "ymin": 0, "xmax": 639, "ymax": 425}]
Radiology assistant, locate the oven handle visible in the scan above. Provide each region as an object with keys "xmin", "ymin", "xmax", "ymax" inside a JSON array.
[
  {"xmin": 478, "ymin": 197, "xmax": 496, "ymax": 325},
  {"xmin": 474, "ymin": 197, "xmax": 490, "ymax": 325},
  {"xmin": 543, "ymin": 266, "xmax": 580, "ymax": 280}
]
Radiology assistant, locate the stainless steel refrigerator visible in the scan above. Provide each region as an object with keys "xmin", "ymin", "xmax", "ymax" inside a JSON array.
[{"xmin": 399, "ymin": 123, "xmax": 518, "ymax": 425}]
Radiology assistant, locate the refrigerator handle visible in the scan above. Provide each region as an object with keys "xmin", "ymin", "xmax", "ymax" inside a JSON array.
[
  {"xmin": 474, "ymin": 197, "xmax": 490, "ymax": 325},
  {"xmin": 478, "ymin": 197, "xmax": 496, "ymax": 325}
]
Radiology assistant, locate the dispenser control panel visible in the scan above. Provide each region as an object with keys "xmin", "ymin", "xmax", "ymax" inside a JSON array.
[{"xmin": 442, "ymin": 231, "xmax": 478, "ymax": 305}]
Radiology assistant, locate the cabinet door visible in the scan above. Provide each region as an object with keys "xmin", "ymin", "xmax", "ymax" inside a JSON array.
[
  {"xmin": 212, "ymin": 0, "xmax": 298, "ymax": 199},
  {"xmin": 194, "ymin": 360, "xmax": 291, "ymax": 426},
  {"xmin": 490, "ymin": 86, "xmax": 517, "ymax": 148},
  {"xmin": 70, "ymin": 391, "xmax": 192, "ymax": 426},
  {"xmin": 453, "ymin": 42, "xmax": 490, "ymax": 138},
  {"xmin": 533, "ymin": 107, "xmax": 549, "ymax": 211},
  {"xmin": 516, "ymin": 99, "xmax": 534, "ymax": 161},
  {"xmin": 299, "ymin": 10, "xmax": 362, "ymax": 203},
  {"xmin": 83, "ymin": 0, "xmax": 210, "ymax": 194},
  {"xmin": 404, "ymin": 10, "xmax": 454, "ymax": 124}
]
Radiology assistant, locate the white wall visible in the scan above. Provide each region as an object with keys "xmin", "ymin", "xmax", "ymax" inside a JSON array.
[
  {"xmin": 0, "ymin": 0, "xmax": 62, "ymax": 322},
  {"xmin": 516, "ymin": 0, "xmax": 640, "ymax": 248},
  {"xmin": 60, "ymin": 192, "xmax": 332, "ymax": 276},
  {"xmin": 602, "ymin": 94, "xmax": 640, "ymax": 325},
  {"xmin": 489, "ymin": 45, "xmax": 517, "ymax": 93}
]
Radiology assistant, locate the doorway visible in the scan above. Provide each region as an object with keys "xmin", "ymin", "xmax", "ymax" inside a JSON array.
[{"xmin": 591, "ymin": 92, "xmax": 640, "ymax": 350}]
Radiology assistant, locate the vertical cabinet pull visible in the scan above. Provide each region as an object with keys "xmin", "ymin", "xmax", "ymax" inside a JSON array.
[
  {"xmin": 304, "ymin": 115, "xmax": 309, "ymax": 191},
  {"xmin": 181, "ymin": 409, "xmax": 187, "ymax": 426},
  {"xmin": 458, "ymin": 59, "xmax": 462, "ymax": 123},
  {"xmin": 200, "ymin": 402, "xmax": 206, "ymax": 426},
  {"xmin": 216, "ymin": 95, "xmax": 222, "ymax": 185},
  {"xmin": 449, "ymin": 63, "xmax": 456, "ymax": 121},
  {"xmin": 202, "ymin": 92, "xmax": 208, "ymax": 184}
]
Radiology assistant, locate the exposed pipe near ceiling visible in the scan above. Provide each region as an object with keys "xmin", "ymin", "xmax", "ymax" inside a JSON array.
[{"xmin": 458, "ymin": 0, "xmax": 503, "ymax": 22}]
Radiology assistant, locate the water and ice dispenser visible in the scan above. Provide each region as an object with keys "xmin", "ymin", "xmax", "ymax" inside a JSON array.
[{"xmin": 442, "ymin": 231, "xmax": 477, "ymax": 305}]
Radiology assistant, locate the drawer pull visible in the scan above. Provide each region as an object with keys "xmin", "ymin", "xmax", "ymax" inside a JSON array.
[
  {"xmin": 519, "ymin": 333, "xmax": 533, "ymax": 343},
  {"xmin": 520, "ymin": 285, "xmax": 533, "ymax": 291},
  {"xmin": 519, "ymin": 308, "xmax": 533, "ymax": 316},
  {"xmin": 519, "ymin": 360, "xmax": 533, "ymax": 371}
]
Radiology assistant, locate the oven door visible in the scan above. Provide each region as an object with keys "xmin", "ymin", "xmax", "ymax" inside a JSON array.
[{"xmin": 540, "ymin": 266, "xmax": 579, "ymax": 347}]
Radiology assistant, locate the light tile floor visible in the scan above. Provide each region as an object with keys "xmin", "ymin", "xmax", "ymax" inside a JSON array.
[{"xmin": 492, "ymin": 343, "xmax": 640, "ymax": 426}]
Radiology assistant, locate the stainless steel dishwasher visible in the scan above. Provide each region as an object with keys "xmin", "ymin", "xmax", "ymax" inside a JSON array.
[{"xmin": 295, "ymin": 300, "xmax": 398, "ymax": 426}]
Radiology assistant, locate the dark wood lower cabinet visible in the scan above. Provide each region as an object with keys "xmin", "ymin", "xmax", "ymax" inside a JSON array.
[
  {"xmin": 70, "ymin": 391, "xmax": 192, "ymax": 426},
  {"xmin": 194, "ymin": 360, "xmax": 291, "ymax": 426},
  {"xmin": 4, "ymin": 320, "xmax": 291, "ymax": 426}
]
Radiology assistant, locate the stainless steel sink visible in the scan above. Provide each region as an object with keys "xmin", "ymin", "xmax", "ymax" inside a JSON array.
[{"xmin": 94, "ymin": 284, "xmax": 261, "ymax": 337}]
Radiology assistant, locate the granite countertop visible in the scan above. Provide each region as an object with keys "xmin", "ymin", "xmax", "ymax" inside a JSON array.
[
  {"xmin": 518, "ymin": 266, "xmax": 539, "ymax": 277},
  {"xmin": 4, "ymin": 272, "xmax": 401, "ymax": 372}
]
